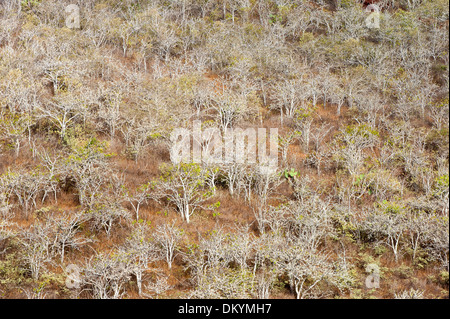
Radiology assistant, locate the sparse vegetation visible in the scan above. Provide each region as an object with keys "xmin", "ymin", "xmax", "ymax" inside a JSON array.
[{"xmin": 0, "ymin": 0, "xmax": 448, "ymax": 300}]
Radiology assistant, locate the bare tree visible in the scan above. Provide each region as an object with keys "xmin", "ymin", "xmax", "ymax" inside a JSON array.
[
  {"xmin": 276, "ymin": 242, "xmax": 334, "ymax": 299},
  {"xmin": 225, "ymin": 224, "xmax": 255, "ymax": 270},
  {"xmin": 125, "ymin": 182, "xmax": 154, "ymax": 221},
  {"xmin": 424, "ymin": 215, "xmax": 449, "ymax": 271},
  {"xmin": 406, "ymin": 211, "xmax": 432, "ymax": 262},
  {"xmin": 19, "ymin": 224, "xmax": 53, "ymax": 280},
  {"xmin": 0, "ymin": 110, "xmax": 30, "ymax": 157},
  {"xmin": 65, "ymin": 139, "xmax": 116, "ymax": 208},
  {"xmin": 306, "ymin": 123, "xmax": 333, "ymax": 176},
  {"xmin": 220, "ymin": 162, "xmax": 246, "ymax": 197},
  {"xmin": 1, "ymin": 167, "xmax": 47, "ymax": 219},
  {"xmin": 120, "ymin": 117, "xmax": 159, "ymax": 162},
  {"xmin": 36, "ymin": 97, "xmax": 83, "ymax": 141},
  {"xmin": 271, "ymin": 78, "xmax": 307, "ymax": 125},
  {"xmin": 23, "ymin": 283, "xmax": 48, "ymax": 300},
  {"xmin": 294, "ymin": 106, "xmax": 315, "ymax": 153},
  {"xmin": 143, "ymin": 272, "xmax": 173, "ymax": 299},
  {"xmin": 278, "ymin": 129, "xmax": 301, "ymax": 165},
  {"xmin": 155, "ymin": 163, "xmax": 214, "ymax": 223},
  {"xmin": 267, "ymin": 196, "xmax": 333, "ymax": 251},
  {"xmin": 329, "ymin": 83, "xmax": 346, "ymax": 117},
  {"xmin": 251, "ymin": 165, "xmax": 282, "ymax": 234},
  {"xmin": 86, "ymin": 200, "xmax": 130, "ymax": 237},
  {"xmin": 429, "ymin": 100, "xmax": 449, "ymax": 131},
  {"xmin": 333, "ymin": 124, "xmax": 379, "ymax": 177},
  {"xmin": 47, "ymin": 212, "xmax": 91, "ymax": 264},
  {"xmin": 184, "ymin": 227, "xmax": 257, "ymax": 299},
  {"xmin": 0, "ymin": 219, "xmax": 14, "ymax": 255},
  {"xmin": 211, "ymin": 89, "xmax": 250, "ymax": 136},
  {"xmin": 82, "ymin": 252, "xmax": 132, "ymax": 299},
  {"xmin": 120, "ymin": 221, "xmax": 160, "ymax": 296},
  {"xmin": 359, "ymin": 207, "xmax": 407, "ymax": 262},
  {"xmin": 154, "ymin": 221, "xmax": 184, "ymax": 269},
  {"xmin": 0, "ymin": 189, "xmax": 12, "ymax": 219},
  {"xmin": 151, "ymin": 13, "xmax": 180, "ymax": 62},
  {"xmin": 38, "ymin": 150, "xmax": 63, "ymax": 203},
  {"xmin": 96, "ymin": 88, "xmax": 123, "ymax": 139}
]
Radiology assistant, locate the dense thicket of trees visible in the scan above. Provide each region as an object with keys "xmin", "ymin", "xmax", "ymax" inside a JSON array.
[{"xmin": 0, "ymin": 0, "xmax": 448, "ymax": 299}]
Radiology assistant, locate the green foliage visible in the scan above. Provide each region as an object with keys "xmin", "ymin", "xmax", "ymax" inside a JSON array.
[
  {"xmin": 295, "ymin": 105, "xmax": 316, "ymax": 120},
  {"xmin": 377, "ymin": 200, "xmax": 404, "ymax": 215},
  {"xmin": 413, "ymin": 254, "xmax": 430, "ymax": 270},
  {"xmin": 298, "ymin": 32, "xmax": 315, "ymax": 45},
  {"xmin": 160, "ymin": 162, "xmax": 208, "ymax": 186},
  {"xmin": 283, "ymin": 168, "xmax": 298, "ymax": 179},
  {"xmin": 353, "ymin": 173, "xmax": 365, "ymax": 186},
  {"xmin": 374, "ymin": 245, "xmax": 386, "ymax": 256},
  {"xmin": 358, "ymin": 252, "xmax": 378, "ymax": 269},
  {"xmin": 340, "ymin": 0, "xmax": 357, "ymax": 8},
  {"xmin": 39, "ymin": 272, "xmax": 66, "ymax": 289},
  {"xmin": 67, "ymin": 137, "xmax": 113, "ymax": 164},
  {"xmin": 433, "ymin": 174, "xmax": 449, "ymax": 197},
  {"xmin": 21, "ymin": 0, "xmax": 41, "ymax": 10},
  {"xmin": 64, "ymin": 124, "xmax": 96, "ymax": 150},
  {"xmin": 439, "ymin": 271, "xmax": 449, "ymax": 286},
  {"xmin": 210, "ymin": 201, "xmax": 221, "ymax": 218},
  {"xmin": 393, "ymin": 265, "xmax": 413, "ymax": 279},
  {"xmin": 332, "ymin": 212, "xmax": 357, "ymax": 241},
  {"xmin": 131, "ymin": 219, "xmax": 151, "ymax": 226},
  {"xmin": 345, "ymin": 124, "xmax": 379, "ymax": 139},
  {"xmin": 0, "ymin": 252, "xmax": 26, "ymax": 286},
  {"xmin": 268, "ymin": 13, "xmax": 282, "ymax": 25}
]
